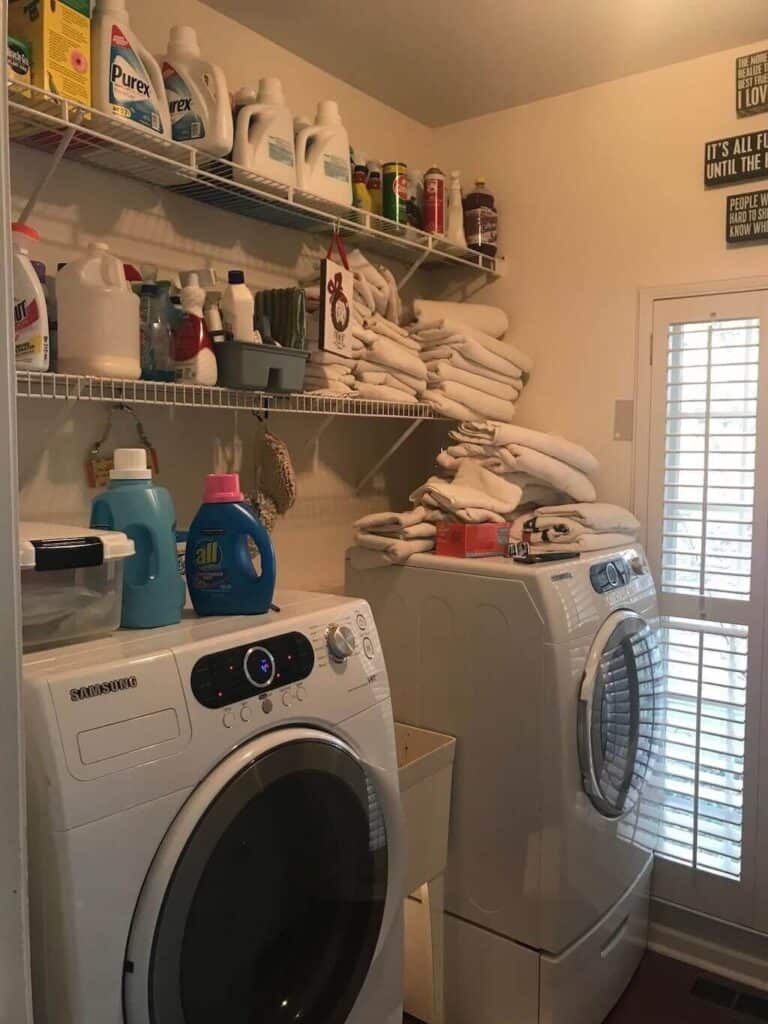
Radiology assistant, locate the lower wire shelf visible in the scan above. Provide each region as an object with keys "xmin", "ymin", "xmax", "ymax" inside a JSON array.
[{"xmin": 15, "ymin": 371, "xmax": 443, "ymax": 420}]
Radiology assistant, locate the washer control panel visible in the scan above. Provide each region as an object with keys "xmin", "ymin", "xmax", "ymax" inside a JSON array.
[
  {"xmin": 590, "ymin": 556, "xmax": 632, "ymax": 594},
  {"xmin": 191, "ymin": 631, "xmax": 315, "ymax": 709}
]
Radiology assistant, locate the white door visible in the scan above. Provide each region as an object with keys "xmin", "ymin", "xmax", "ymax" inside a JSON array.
[{"xmin": 645, "ymin": 290, "xmax": 768, "ymax": 926}]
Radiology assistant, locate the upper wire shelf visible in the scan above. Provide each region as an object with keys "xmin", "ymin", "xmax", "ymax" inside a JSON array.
[{"xmin": 8, "ymin": 82, "xmax": 502, "ymax": 279}]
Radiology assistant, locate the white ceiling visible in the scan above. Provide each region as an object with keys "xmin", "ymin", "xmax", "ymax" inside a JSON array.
[{"xmin": 203, "ymin": 0, "xmax": 768, "ymax": 125}]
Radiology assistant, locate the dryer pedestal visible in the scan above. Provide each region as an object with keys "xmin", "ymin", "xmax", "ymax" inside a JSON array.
[{"xmin": 444, "ymin": 859, "xmax": 652, "ymax": 1024}]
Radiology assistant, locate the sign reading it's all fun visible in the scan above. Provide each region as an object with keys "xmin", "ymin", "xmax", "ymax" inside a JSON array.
[{"xmin": 704, "ymin": 130, "xmax": 768, "ymax": 187}]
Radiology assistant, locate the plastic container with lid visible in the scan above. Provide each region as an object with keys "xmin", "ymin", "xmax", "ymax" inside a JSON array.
[
  {"xmin": 90, "ymin": 448, "xmax": 185, "ymax": 629},
  {"xmin": 19, "ymin": 522, "xmax": 135, "ymax": 651},
  {"xmin": 57, "ymin": 242, "xmax": 141, "ymax": 379}
]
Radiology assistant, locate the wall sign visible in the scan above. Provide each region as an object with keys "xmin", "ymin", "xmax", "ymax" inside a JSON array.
[
  {"xmin": 737, "ymin": 50, "xmax": 768, "ymax": 117},
  {"xmin": 704, "ymin": 130, "xmax": 768, "ymax": 187},
  {"xmin": 726, "ymin": 189, "xmax": 768, "ymax": 244}
]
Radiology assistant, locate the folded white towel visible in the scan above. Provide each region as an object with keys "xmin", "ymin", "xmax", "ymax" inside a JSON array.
[
  {"xmin": 421, "ymin": 391, "xmax": 478, "ymax": 421},
  {"xmin": 368, "ymin": 315, "xmax": 421, "ymax": 351},
  {"xmin": 514, "ymin": 532, "xmax": 639, "ymax": 553},
  {"xmin": 354, "ymin": 530, "xmax": 434, "ymax": 564},
  {"xmin": 533, "ymin": 503, "xmax": 640, "ymax": 534},
  {"xmin": 379, "ymin": 266, "xmax": 402, "ymax": 324},
  {"xmin": 307, "ymin": 349, "xmax": 359, "ymax": 369},
  {"xmin": 365, "ymin": 338, "xmax": 427, "ymax": 380},
  {"xmin": 305, "ymin": 362, "xmax": 356, "ymax": 382},
  {"xmin": 355, "ymin": 507, "xmax": 428, "ymax": 530},
  {"xmin": 430, "ymin": 380, "xmax": 516, "ymax": 424},
  {"xmin": 426, "ymin": 361, "xmax": 521, "ymax": 402},
  {"xmin": 452, "ymin": 424, "xmax": 599, "ymax": 476},
  {"xmin": 355, "ymin": 382, "xmax": 419, "ymax": 404},
  {"xmin": 411, "ymin": 461, "xmax": 523, "ymax": 516},
  {"xmin": 439, "ymin": 348, "xmax": 523, "ymax": 387},
  {"xmin": 419, "ymin": 336, "xmax": 524, "ymax": 380},
  {"xmin": 413, "ymin": 300, "xmax": 509, "ymax": 339},
  {"xmin": 356, "ymin": 358, "xmax": 424, "ymax": 392},
  {"xmin": 357, "ymin": 371, "xmax": 417, "ymax": 396},
  {"xmin": 304, "ymin": 381, "xmax": 354, "ymax": 395},
  {"xmin": 412, "ymin": 317, "xmax": 533, "ymax": 374}
]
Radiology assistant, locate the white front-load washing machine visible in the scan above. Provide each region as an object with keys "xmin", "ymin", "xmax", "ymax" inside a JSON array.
[
  {"xmin": 346, "ymin": 546, "xmax": 664, "ymax": 1024},
  {"xmin": 24, "ymin": 589, "xmax": 404, "ymax": 1024}
]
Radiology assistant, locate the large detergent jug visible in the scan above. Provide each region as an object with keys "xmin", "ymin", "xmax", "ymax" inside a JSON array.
[
  {"xmin": 12, "ymin": 222, "xmax": 49, "ymax": 372},
  {"xmin": 233, "ymin": 77, "xmax": 296, "ymax": 188},
  {"xmin": 296, "ymin": 101, "xmax": 353, "ymax": 206},
  {"xmin": 159, "ymin": 25, "xmax": 232, "ymax": 158},
  {"xmin": 186, "ymin": 473, "xmax": 276, "ymax": 616},
  {"xmin": 90, "ymin": 448, "xmax": 184, "ymax": 628},
  {"xmin": 92, "ymin": 0, "xmax": 171, "ymax": 139},
  {"xmin": 57, "ymin": 242, "xmax": 140, "ymax": 379}
]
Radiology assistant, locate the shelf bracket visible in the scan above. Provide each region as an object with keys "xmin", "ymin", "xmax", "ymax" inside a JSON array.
[
  {"xmin": 17, "ymin": 111, "xmax": 84, "ymax": 225},
  {"xmin": 356, "ymin": 419, "xmax": 423, "ymax": 493},
  {"xmin": 397, "ymin": 249, "xmax": 429, "ymax": 291},
  {"xmin": 302, "ymin": 413, "xmax": 336, "ymax": 452}
]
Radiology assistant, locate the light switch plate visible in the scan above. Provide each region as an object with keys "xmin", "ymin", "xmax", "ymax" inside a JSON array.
[{"xmin": 613, "ymin": 400, "xmax": 634, "ymax": 441}]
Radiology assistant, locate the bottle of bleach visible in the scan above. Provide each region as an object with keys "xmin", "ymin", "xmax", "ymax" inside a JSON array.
[
  {"xmin": 92, "ymin": 0, "xmax": 171, "ymax": 139},
  {"xmin": 90, "ymin": 448, "xmax": 184, "ymax": 628},
  {"xmin": 186, "ymin": 474, "xmax": 276, "ymax": 616}
]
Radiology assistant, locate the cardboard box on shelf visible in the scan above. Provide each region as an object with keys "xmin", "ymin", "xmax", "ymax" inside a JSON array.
[{"xmin": 9, "ymin": 0, "xmax": 91, "ymax": 106}]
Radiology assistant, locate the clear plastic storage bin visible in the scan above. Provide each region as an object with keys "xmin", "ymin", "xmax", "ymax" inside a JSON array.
[{"xmin": 20, "ymin": 522, "xmax": 134, "ymax": 652}]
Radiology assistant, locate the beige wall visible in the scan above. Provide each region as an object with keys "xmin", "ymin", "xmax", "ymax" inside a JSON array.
[
  {"xmin": 14, "ymin": 0, "xmax": 450, "ymax": 594},
  {"xmin": 435, "ymin": 39, "xmax": 768, "ymax": 510}
]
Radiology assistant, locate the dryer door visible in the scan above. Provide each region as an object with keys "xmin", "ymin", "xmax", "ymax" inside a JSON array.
[
  {"xmin": 123, "ymin": 728, "xmax": 390, "ymax": 1024},
  {"xmin": 578, "ymin": 610, "xmax": 662, "ymax": 819}
]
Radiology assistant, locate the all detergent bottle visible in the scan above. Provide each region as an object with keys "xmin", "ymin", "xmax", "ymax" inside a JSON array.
[
  {"xmin": 159, "ymin": 25, "xmax": 232, "ymax": 157},
  {"xmin": 186, "ymin": 473, "xmax": 276, "ymax": 616},
  {"xmin": 233, "ymin": 77, "xmax": 296, "ymax": 188},
  {"xmin": 92, "ymin": 0, "xmax": 171, "ymax": 139},
  {"xmin": 90, "ymin": 448, "xmax": 184, "ymax": 628},
  {"xmin": 296, "ymin": 101, "xmax": 353, "ymax": 205}
]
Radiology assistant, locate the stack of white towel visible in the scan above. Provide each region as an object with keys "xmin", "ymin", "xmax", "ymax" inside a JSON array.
[
  {"xmin": 351, "ymin": 315, "xmax": 426, "ymax": 403},
  {"xmin": 353, "ymin": 507, "xmax": 440, "ymax": 563},
  {"xmin": 409, "ymin": 302, "xmax": 533, "ymax": 422},
  {"xmin": 509, "ymin": 503, "xmax": 641, "ymax": 553}
]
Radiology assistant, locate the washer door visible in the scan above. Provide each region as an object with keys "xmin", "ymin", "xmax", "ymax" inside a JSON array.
[
  {"xmin": 578, "ymin": 611, "xmax": 662, "ymax": 819},
  {"xmin": 124, "ymin": 728, "xmax": 390, "ymax": 1024}
]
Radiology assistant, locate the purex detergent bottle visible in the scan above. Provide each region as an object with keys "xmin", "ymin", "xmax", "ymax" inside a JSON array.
[{"xmin": 186, "ymin": 474, "xmax": 276, "ymax": 616}]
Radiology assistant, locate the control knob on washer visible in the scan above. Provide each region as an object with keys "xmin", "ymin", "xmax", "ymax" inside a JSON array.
[{"xmin": 326, "ymin": 623, "xmax": 356, "ymax": 662}]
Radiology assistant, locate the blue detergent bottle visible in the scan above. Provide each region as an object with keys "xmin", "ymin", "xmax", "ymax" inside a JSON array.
[
  {"xmin": 186, "ymin": 473, "xmax": 276, "ymax": 616},
  {"xmin": 90, "ymin": 448, "xmax": 184, "ymax": 628}
]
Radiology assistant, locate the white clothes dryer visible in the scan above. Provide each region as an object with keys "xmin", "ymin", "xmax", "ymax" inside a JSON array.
[
  {"xmin": 346, "ymin": 546, "xmax": 664, "ymax": 1024},
  {"xmin": 24, "ymin": 590, "xmax": 404, "ymax": 1024}
]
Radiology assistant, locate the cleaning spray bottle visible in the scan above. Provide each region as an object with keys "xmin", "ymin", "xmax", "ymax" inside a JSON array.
[
  {"xmin": 159, "ymin": 25, "xmax": 232, "ymax": 157},
  {"xmin": 446, "ymin": 169, "xmax": 468, "ymax": 247},
  {"xmin": 92, "ymin": 0, "xmax": 171, "ymax": 139},
  {"xmin": 12, "ymin": 222, "xmax": 50, "ymax": 372},
  {"xmin": 174, "ymin": 272, "xmax": 217, "ymax": 384},
  {"xmin": 186, "ymin": 473, "xmax": 276, "ymax": 616}
]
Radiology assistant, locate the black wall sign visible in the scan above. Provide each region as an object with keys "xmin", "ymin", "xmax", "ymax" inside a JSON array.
[
  {"xmin": 704, "ymin": 130, "xmax": 768, "ymax": 187},
  {"xmin": 737, "ymin": 50, "xmax": 768, "ymax": 117},
  {"xmin": 726, "ymin": 190, "xmax": 768, "ymax": 244}
]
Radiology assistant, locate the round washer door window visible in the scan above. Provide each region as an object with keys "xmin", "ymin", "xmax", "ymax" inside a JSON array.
[
  {"xmin": 124, "ymin": 731, "xmax": 389, "ymax": 1024},
  {"xmin": 578, "ymin": 611, "xmax": 662, "ymax": 819}
]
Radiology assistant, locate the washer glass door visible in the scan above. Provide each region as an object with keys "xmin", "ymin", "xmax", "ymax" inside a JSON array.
[
  {"xmin": 134, "ymin": 735, "xmax": 388, "ymax": 1024},
  {"xmin": 578, "ymin": 611, "xmax": 662, "ymax": 818}
]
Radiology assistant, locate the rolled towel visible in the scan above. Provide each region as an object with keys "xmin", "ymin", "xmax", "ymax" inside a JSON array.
[
  {"xmin": 426, "ymin": 360, "xmax": 521, "ymax": 401},
  {"xmin": 356, "ymin": 358, "xmax": 425, "ymax": 392},
  {"xmin": 452, "ymin": 424, "xmax": 599, "ymax": 476},
  {"xmin": 365, "ymin": 337, "xmax": 427, "ymax": 381},
  {"xmin": 355, "ymin": 382, "xmax": 419, "ymax": 404},
  {"xmin": 355, "ymin": 507, "xmax": 428, "ymax": 530},
  {"xmin": 413, "ymin": 317, "xmax": 533, "ymax": 374},
  {"xmin": 357, "ymin": 371, "xmax": 417, "ymax": 396},
  {"xmin": 430, "ymin": 380, "xmax": 516, "ymax": 424},
  {"xmin": 413, "ymin": 299, "xmax": 509, "ymax": 339},
  {"xmin": 354, "ymin": 530, "xmax": 434, "ymax": 564}
]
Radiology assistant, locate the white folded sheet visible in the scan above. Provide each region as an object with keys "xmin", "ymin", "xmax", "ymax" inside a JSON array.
[
  {"xmin": 452, "ymin": 424, "xmax": 599, "ymax": 476},
  {"xmin": 438, "ymin": 349, "xmax": 524, "ymax": 387},
  {"xmin": 354, "ymin": 382, "xmax": 419, "ymax": 404},
  {"xmin": 304, "ymin": 381, "xmax": 354, "ymax": 395},
  {"xmin": 425, "ymin": 360, "xmax": 521, "ymax": 401},
  {"xmin": 356, "ymin": 358, "xmax": 425, "ymax": 392},
  {"xmin": 304, "ymin": 362, "xmax": 356, "ymax": 382},
  {"xmin": 419, "ymin": 336, "xmax": 524, "ymax": 380},
  {"xmin": 355, "ymin": 507, "xmax": 427, "ymax": 530},
  {"xmin": 307, "ymin": 349, "xmax": 359, "ymax": 369},
  {"xmin": 421, "ymin": 391, "xmax": 478, "ymax": 421},
  {"xmin": 412, "ymin": 317, "xmax": 533, "ymax": 374},
  {"xmin": 429, "ymin": 380, "xmax": 516, "ymax": 423},
  {"xmin": 413, "ymin": 299, "xmax": 509, "ymax": 339},
  {"xmin": 354, "ymin": 530, "xmax": 434, "ymax": 564},
  {"xmin": 411, "ymin": 460, "xmax": 523, "ymax": 516},
  {"xmin": 357, "ymin": 371, "xmax": 417, "ymax": 396},
  {"xmin": 366, "ymin": 316, "xmax": 421, "ymax": 351},
  {"xmin": 450, "ymin": 444, "xmax": 596, "ymax": 502},
  {"xmin": 365, "ymin": 338, "xmax": 427, "ymax": 380}
]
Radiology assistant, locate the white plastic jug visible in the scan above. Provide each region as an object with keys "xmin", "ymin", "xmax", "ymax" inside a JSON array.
[
  {"xmin": 296, "ymin": 101, "xmax": 353, "ymax": 206},
  {"xmin": 233, "ymin": 77, "xmax": 296, "ymax": 188},
  {"xmin": 92, "ymin": 0, "xmax": 171, "ymax": 140},
  {"xmin": 57, "ymin": 243, "xmax": 141, "ymax": 379},
  {"xmin": 159, "ymin": 26, "xmax": 232, "ymax": 158}
]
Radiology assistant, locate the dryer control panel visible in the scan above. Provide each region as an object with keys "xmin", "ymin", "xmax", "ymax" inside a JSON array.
[
  {"xmin": 590, "ymin": 557, "xmax": 632, "ymax": 594},
  {"xmin": 191, "ymin": 631, "xmax": 315, "ymax": 709}
]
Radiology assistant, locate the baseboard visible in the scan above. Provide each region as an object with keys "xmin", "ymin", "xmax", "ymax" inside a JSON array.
[{"xmin": 648, "ymin": 897, "xmax": 768, "ymax": 992}]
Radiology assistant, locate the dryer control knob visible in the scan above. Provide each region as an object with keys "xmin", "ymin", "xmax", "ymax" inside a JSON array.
[{"xmin": 326, "ymin": 623, "xmax": 356, "ymax": 662}]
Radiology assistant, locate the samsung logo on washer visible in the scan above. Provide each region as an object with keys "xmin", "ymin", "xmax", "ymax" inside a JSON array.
[{"xmin": 69, "ymin": 676, "xmax": 138, "ymax": 702}]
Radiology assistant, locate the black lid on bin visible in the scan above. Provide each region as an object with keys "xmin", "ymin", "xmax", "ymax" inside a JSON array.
[{"xmin": 228, "ymin": 270, "xmax": 245, "ymax": 284}]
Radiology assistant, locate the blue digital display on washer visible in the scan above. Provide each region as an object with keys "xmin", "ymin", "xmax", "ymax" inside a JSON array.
[{"xmin": 191, "ymin": 631, "xmax": 315, "ymax": 708}]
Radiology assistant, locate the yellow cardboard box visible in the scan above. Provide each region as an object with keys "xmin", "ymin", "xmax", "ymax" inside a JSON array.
[{"xmin": 9, "ymin": 0, "xmax": 91, "ymax": 106}]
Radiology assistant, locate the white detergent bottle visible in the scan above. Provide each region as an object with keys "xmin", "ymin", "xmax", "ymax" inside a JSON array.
[
  {"xmin": 57, "ymin": 242, "xmax": 141, "ymax": 379},
  {"xmin": 92, "ymin": 0, "xmax": 171, "ymax": 140},
  {"xmin": 233, "ymin": 77, "xmax": 296, "ymax": 188},
  {"xmin": 159, "ymin": 26, "xmax": 232, "ymax": 158},
  {"xmin": 221, "ymin": 270, "xmax": 256, "ymax": 343},
  {"xmin": 12, "ymin": 222, "xmax": 49, "ymax": 372},
  {"xmin": 296, "ymin": 101, "xmax": 353, "ymax": 206},
  {"xmin": 446, "ymin": 169, "xmax": 468, "ymax": 247}
]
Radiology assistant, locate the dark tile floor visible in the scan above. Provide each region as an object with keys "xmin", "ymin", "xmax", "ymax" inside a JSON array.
[{"xmin": 405, "ymin": 952, "xmax": 768, "ymax": 1022}]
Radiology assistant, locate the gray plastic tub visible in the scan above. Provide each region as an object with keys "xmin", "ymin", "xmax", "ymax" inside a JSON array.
[{"xmin": 215, "ymin": 342, "xmax": 308, "ymax": 394}]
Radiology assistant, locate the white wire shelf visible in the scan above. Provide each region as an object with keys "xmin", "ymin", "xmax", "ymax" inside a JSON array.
[
  {"xmin": 15, "ymin": 371, "xmax": 442, "ymax": 420},
  {"xmin": 9, "ymin": 82, "xmax": 503, "ymax": 279}
]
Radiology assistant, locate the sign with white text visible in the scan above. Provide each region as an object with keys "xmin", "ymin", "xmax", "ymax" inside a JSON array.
[
  {"xmin": 726, "ymin": 189, "xmax": 768, "ymax": 244},
  {"xmin": 737, "ymin": 50, "xmax": 768, "ymax": 117},
  {"xmin": 704, "ymin": 130, "xmax": 768, "ymax": 187}
]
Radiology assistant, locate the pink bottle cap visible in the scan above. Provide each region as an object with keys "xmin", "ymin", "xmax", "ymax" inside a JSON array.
[{"xmin": 203, "ymin": 473, "xmax": 244, "ymax": 503}]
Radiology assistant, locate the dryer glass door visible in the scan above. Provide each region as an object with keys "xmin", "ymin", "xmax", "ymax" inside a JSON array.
[
  {"xmin": 135, "ymin": 734, "xmax": 388, "ymax": 1024},
  {"xmin": 578, "ymin": 611, "xmax": 662, "ymax": 818}
]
